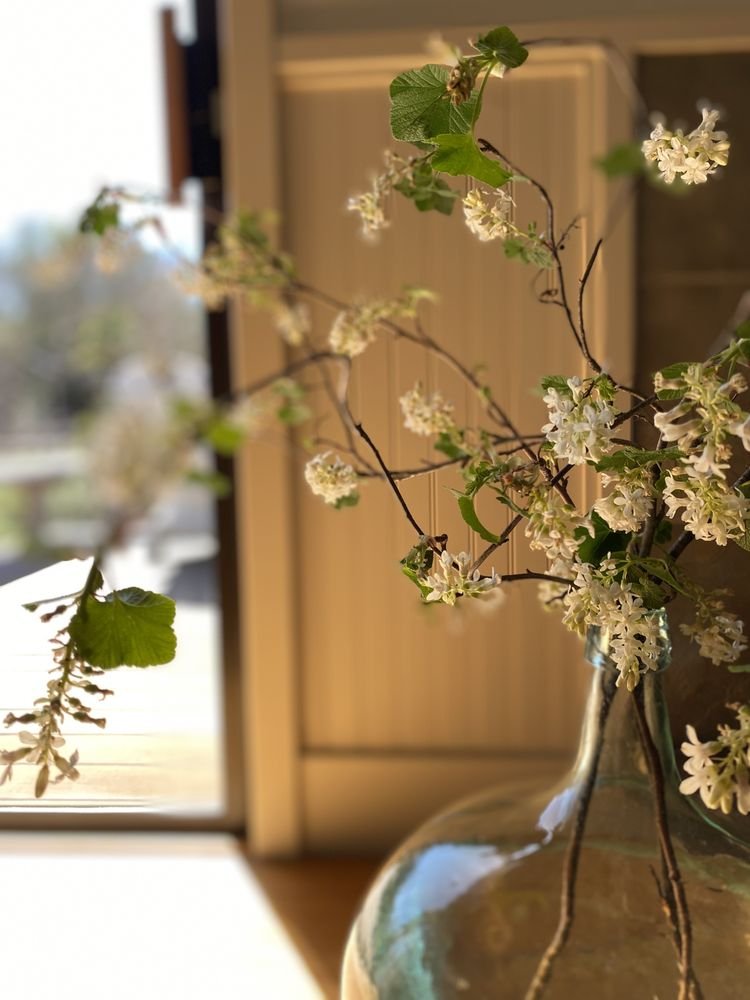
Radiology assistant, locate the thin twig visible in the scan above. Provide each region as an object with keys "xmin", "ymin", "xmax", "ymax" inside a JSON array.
[
  {"xmin": 524, "ymin": 669, "xmax": 618, "ymax": 1000},
  {"xmin": 632, "ymin": 687, "xmax": 703, "ymax": 1000},
  {"xmin": 354, "ymin": 421, "xmax": 427, "ymax": 540}
]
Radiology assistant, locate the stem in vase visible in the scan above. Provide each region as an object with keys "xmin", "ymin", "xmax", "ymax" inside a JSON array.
[
  {"xmin": 632, "ymin": 686, "xmax": 704, "ymax": 1000},
  {"xmin": 523, "ymin": 667, "xmax": 618, "ymax": 1000}
]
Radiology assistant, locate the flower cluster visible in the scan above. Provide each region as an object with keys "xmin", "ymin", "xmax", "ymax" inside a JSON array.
[
  {"xmin": 562, "ymin": 562, "xmax": 664, "ymax": 691},
  {"xmin": 347, "ymin": 152, "xmax": 430, "ymax": 240},
  {"xmin": 663, "ymin": 469, "xmax": 747, "ymax": 545},
  {"xmin": 273, "ymin": 298, "xmax": 311, "ymax": 347},
  {"xmin": 399, "ymin": 383, "xmax": 456, "ymax": 436},
  {"xmin": 642, "ymin": 107, "xmax": 730, "ymax": 185},
  {"xmin": 421, "ymin": 550, "xmax": 502, "ymax": 605},
  {"xmin": 594, "ymin": 468, "xmax": 655, "ymax": 532},
  {"xmin": 462, "ymin": 188, "xmax": 514, "ymax": 242},
  {"xmin": 681, "ymin": 594, "xmax": 747, "ymax": 666},
  {"xmin": 304, "ymin": 452, "xmax": 359, "ymax": 506},
  {"xmin": 654, "ymin": 365, "xmax": 748, "ymax": 478},
  {"xmin": 542, "ymin": 376, "xmax": 617, "ymax": 465},
  {"xmin": 680, "ymin": 708, "xmax": 750, "ymax": 815},
  {"xmin": 525, "ymin": 489, "xmax": 591, "ymax": 562}
]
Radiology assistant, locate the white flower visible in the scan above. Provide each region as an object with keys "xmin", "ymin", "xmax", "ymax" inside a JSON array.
[
  {"xmin": 561, "ymin": 563, "xmax": 664, "ymax": 690},
  {"xmin": 274, "ymin": 300, "xmax": 310, "ymax": 346},
  {"xmin": 329, "ymin": 304, "xmax": 384, "ymax": 358},
  {"xmin": 729, "ymin": 413, "xmax": 750, "ymax": 451},
  {"xmin": 681, "ymin": 596, "xmax": 747, "ymax": 665},
  {"xmin": 542, "ymin": 376, "xmax": 617, "ymax": 465},
  {"xmin": 663, "ymin": 470, "xmax": 748, "ymax": 545},
  {"xmin": 525, "ymin": 490, "xmax": 592, "ymax": 562},
  {"xmin": 462, "ymin": 188, "xmax": 514, "ymax": 242},
  {"xmin": 594, "ymin": 468, "xmax": 654, "ymax": 532},
  {"xmin": 422, "ymin": 550, "xmax": 503, "ymax": 606},
  {"xmin": 304, "ymin": 452, "xmax": 358, "ymax": 505},
  {"xmin": 399, "ymin": 383, "xmax": 455, "ymax": 436},
  {"xmin": 642, "ymin": 107, "xmax": 730, "ymax": 185},
  {"xmin": 680, "ymin": 708, "xmax": 750, "ymax": 816}
]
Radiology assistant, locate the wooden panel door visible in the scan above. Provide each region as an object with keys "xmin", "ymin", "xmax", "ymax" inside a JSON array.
[{"xmin": 221, "ymin": 7, "xmax": 636, "ymax": 854}]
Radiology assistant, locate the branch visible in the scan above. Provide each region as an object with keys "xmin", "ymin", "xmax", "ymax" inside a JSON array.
[
  {"xmin": 632, "ymin": 688, "xmax": 703, "ymax": 1000},
  {"xmin": 524, "ymin": 669, "xmax": 618, "ymax": 1000},
  {"xmin": 354, "ymin": 421, "xmax": 428, "ymax": 540}
]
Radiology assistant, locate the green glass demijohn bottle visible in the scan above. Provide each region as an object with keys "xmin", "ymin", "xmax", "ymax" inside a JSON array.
[{"xmin": 342, "ymin": 615, "xmax": 750, "ymax": 999}]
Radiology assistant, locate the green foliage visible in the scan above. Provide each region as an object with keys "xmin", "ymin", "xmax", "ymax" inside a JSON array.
[
  {"xmin": 431, "ymin": 134, "xmax": 512, "ymax": 187},
  {"xmin": 434, "ymin": 432, "xmax": 469, "ymax": 460},
  {"xmin": 203, "ymin": 415, "xmax": 246, "ymax": 455},
  {"xmin": 728, "ymin": 663, "xmax": 750, "ymax": 673},
  {"xmin": 333, "ymin": 492, "xmax": 360, "ymax": 509},
  {"xmin": 273, "ymin": 379, "xmax": 311, "ymax": 425},
  {"xmin": 393, "ymin": 162, "xmax": 458, "ymax": 215},
  {"xmin": 540, "ymin": 375, "xmax": 571, "ymax": 394},
  {"xmin": 390, "ymin": 64, "xmax": 480, "ymax": 143},
  {"xmin": 79, "ymin": 193, "xmax": 120, "ymax": 236},
  {"xmin": 594, "ymin": 446, "xmax": 682, "ymax": 473},
  {"xmin": 595, "ymin": 142, "xmax": 646, "ymax": 179},
  {"xmin": 576, "ymin": 511, "xmax": 629, "ymax": 565},
  {"xmin": 400, "ymin": 540, "xmax": 434, "ymax": 598},
  {"xmin": 456, "ymin": 493, "xmax": 500, "ymax": 543},
  {"xmin": 185, "ymin": 469, "xmax": 232, "ymax": 497},
  {"xmin": 473, "ymin": 27, "xmax": 528, "ymax": 69},
  {"xmin": 69, "ymin": 588, "xmax": 177, "ymax": 669},
  {"xmin": 503, "ymin": 226, "xmax": 554, "ymax": 268},
  {"xmin": 656, "ymin": 361, "xmax": 691, "ymax": 399}
]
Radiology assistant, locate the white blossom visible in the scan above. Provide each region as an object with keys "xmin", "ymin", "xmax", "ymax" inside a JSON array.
[
  {"xmin": 561, "ymin": 562, "xmax": 664, "ymax": 690},
  {"xmin": 462, "ymin": 188, "xmax": 514, "ymax": 242},
  {"xmin": 653, "ymin": 365, "xmax": 747, "ymax": 479},
  {"xmin": 681, "ymin": 596, "xmax": 747, "ymax": 666},
  {"xmin": 680, "ymin": 707, "xmax": 750, "ymax": 816},
  {"xmin": 329, "ymin": 304, "xmax": 386, "ymax": 358},
  {"xmin": 542, "ymin": 376, "xmax": 617, "ymax": 465},
  {"xmin": 399, "ymin": 383, "xmax": 456, "ymax": 436},
  {"xmin": 304, "ymin": 452, "xmax": 358, "ymax": 505},
  {"xmin": 525, "ymin": 490, "xmax": 592, "ymax": 562},
  {"xmin": 642, "ymin": 107, "xmax": 730, "ymax": 185},
  {"xmin": 274, "ymin": 300, "xmax": 310, "ymax": 346},
  {"xmin": 594, "ymin": 468, "xmax": 654, "ymax": 532},
  {"xmin": 662, "ymin": 469, "xmax": 748, "ymax": 545},
  {"xmin": 422, "ymin": 550, "xmax": 502, "ymax": 606}
]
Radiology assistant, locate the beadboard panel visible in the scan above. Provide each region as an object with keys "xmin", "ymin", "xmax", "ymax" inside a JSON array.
[
  {"xmin": 301, "ymin": 753, "xmax": 568, "ymax": 854},
  {"xmin": 278, "ymin": 48, "xmax": 631, "ymax": 752}
]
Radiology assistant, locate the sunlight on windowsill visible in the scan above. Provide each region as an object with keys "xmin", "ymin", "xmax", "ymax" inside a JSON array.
[{"xmin": 0, "ymin": 833, "xmax": 324, "ymax": 999}]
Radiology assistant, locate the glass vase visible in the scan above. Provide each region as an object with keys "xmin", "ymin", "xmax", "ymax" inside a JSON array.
[{"xmin": 341, "ymin": 618, "xmax": 750, "ymax": 999}]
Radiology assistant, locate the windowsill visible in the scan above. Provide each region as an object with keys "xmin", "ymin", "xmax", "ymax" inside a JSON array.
[{"xmin": 0, "ymin": 833, "xmax": 364, "ymax": 999}]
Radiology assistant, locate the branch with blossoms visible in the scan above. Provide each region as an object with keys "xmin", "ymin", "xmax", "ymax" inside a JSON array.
[{"xmin": 5, "ymin": 22, "xmax": 749, "ymax": 997}]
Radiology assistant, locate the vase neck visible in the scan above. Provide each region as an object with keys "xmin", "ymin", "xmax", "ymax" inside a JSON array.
[{"xmin": 573, "ymin": 668, "xmax": 676, "ymax": 783}]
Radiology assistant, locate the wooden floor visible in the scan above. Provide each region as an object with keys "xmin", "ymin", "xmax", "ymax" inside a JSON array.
[{"xmin": 248, "ymin": 855, "xmax": 382, "ymax": 998}]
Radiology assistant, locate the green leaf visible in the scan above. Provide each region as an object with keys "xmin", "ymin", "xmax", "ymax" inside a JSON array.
[
  {"xmin": 393, "ymin": 162, "xmax": 458, "ymax": 215},
  {"xmin": 576, "ymin": 511, "xmax": 629, "ymax": 565},
  {"xmin": 728, "ymin": 663, "xmax": 750, "ymax": 673},
  {"xmin": 185, "ymin": 469, "xmax": 232, "ymax": 497},
  {"xmin": 457, "ymin": 493, "xmax": 500, "ymax": 543},
  {"xmin": 203, "ymin": 417, "xmax": 246, "ymax": 455},
  {"xmin": 69, "ymin": 588, "xmax": 177, "ymax": 669},
  {"xmin": 503, "ymin": 233, "xmax": 554, "ymax": 269},
  {"xmin": 594, "ymin": 446, "xmax": 682, "ymax": 473},
  {"xmin": 390, "ymin": 64, "xmax": 480, "ymax": 143},
  {"xmin": 473, "ymin": 27, "xmax": 529, "ymax": 69},
  {"xmin": 333, "ymin": 492, "xmax": 359, "ymax": 509},
  {"xmin": 656, "ymin": 361, "xmax": 691, "ymax": 399},
  {"xmin": 431, "ymin": 133, "xmax": 512, "ymax": 188},
  {"xmin": 79, "ymin": 200, "xmax": 120, "ymax": 236},
  {"xmin": 434, "ymin": 432, "xmax": 469, "ymax": 460},
  {"xmin": 595, "ymin": 142, "xmax": 646, "ymax": 179},
  {"xmin": 401, "ymin": 564, "xmax": 433, "ymax": 599},
  {"xmin": 540, "ymin": 375, "xmax": 571, "ymax": 395}
]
